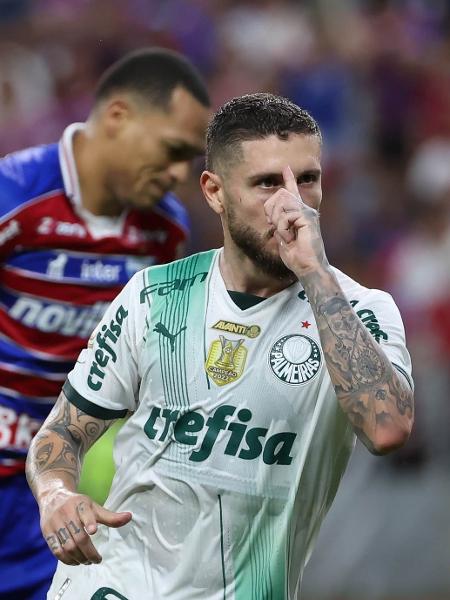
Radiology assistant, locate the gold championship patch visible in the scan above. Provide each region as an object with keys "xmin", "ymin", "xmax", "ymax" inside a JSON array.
[
  {"xmin": 205, "ymin": 336, "xmax": 247, "ymax": 386},
  {"xmin": 212, "ymin": 320, "xmax": 260, "ymax": 338}
]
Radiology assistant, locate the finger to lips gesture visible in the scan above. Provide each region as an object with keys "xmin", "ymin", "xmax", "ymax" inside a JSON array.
[{"xmin": 42, "ymin": 492, "xmax": 132, "ymax": 566}]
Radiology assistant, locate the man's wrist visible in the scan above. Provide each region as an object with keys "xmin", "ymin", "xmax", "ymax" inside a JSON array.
[
  {"xmin": 297, "ymin": 264, "xmax": 337, "ymax": 291},
  {"xmin": 36, "ymin": 474, "xmax": 77, "ymax": 503}
]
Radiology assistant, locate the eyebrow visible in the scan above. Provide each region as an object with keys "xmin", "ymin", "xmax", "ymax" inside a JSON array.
[{"xmin": 247, "ymin": 168, "xmax": 321, "ymax": 184}]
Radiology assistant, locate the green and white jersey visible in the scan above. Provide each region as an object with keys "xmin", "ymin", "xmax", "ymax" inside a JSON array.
[{"xmin": 49, "ymin": 249, "xmax": 413, "ymax": 600}]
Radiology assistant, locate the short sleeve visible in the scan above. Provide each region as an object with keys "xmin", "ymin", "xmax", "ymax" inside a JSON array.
[
  {"xmin": 65, "ymin": 270, "xmax": 149, "ymax": 418},
  {"xmin": 354, "ymin": 290, "xmax": 414, "ymax": 391}
]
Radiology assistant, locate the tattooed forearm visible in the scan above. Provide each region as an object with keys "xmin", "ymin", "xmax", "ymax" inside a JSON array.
[
  {"xmin": 302, "ymin": 268, "xmax": 414, "ymax": 453},
  {"xmin": 26, "ymin": 391, "xmax": 113, "ymax": 495}
]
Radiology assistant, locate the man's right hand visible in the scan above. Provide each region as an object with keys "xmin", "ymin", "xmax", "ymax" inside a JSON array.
[
  {"xmin": 40, "ymin": 489, "xmax": 132, "ymax": 565},
  {"xmin": 25, "ymin": 391, "xmax": 131, "ymax": 565}
]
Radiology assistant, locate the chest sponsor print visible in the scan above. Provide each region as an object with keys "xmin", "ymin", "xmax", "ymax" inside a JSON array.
[
  {"xmin": 144, "ymin": 403, "xmax": 296, "ymax": 465},
  {"xmin": 269, "ymin": 334, "xmax": 322, "ymax": 385}
]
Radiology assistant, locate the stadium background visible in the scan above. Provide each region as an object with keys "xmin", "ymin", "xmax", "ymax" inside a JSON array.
[{"xmin": 1, "ymin": 1, "xmax": 449, "ymax": 598}]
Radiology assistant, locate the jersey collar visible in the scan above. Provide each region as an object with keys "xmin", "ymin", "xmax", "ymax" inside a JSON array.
[
  {"xmin": 59, "ymin": 122, "xmax": 85, "ymax": 210},
  {"xmin": 58, "ymin": 122, "xmax": 128, "ymax": 237}
]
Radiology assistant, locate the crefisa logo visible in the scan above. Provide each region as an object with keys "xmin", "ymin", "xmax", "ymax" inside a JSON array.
[{"xmin": 269, "ymin": 334, "xmax": 321, "ymax": 385}]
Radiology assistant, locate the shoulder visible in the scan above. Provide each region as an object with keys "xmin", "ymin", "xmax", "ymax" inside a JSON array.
[
  {"xmin": 332, "ymin": 267, "xmax": 405, "ymax": 342},
  {"xmin": 0, "ymin": 143, "xmax": 63, "ymax": 217},
  {"xmin": 113, "ymin": 254, "xmax": 213, "ymax": 317},
  {"xmin": 140, "ymin": 249, "xmax": 218, "ymax": 298},
  {"xmin": 332, "ymin": 266, "xmax": 396, "ymax": 307}
]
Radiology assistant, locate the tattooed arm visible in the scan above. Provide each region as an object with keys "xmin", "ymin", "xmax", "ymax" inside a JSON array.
[
  {"xmin": 264, "ymin": 165, "xmax": 414, "ymax": 454},
  {"xmin": 25, "ymin": 391, "xmax": 132, "ymax": 565},
  {"xmin": 301, "ymin": 268, "xmax": 414, "ymax": 454}
]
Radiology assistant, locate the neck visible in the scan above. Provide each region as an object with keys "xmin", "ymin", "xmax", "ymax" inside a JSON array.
[
  {"xmin": 219, "ymin": 243, "xmax": 296, "ymax": 297},
  {"xmin": 73, "ymin": 126, "xmax": 122, "ymax": 217}
]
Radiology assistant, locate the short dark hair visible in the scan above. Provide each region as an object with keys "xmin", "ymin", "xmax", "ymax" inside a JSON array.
[
  {"xmin": 94, "ymin": 47, "xmax": 210, "ymax": 109},
  {"xmin": 206, "ymin": 93, "xmax": 321, "ymax": 172}
]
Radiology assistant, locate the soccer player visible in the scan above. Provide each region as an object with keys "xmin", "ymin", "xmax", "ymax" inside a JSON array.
[
  {"xmin": 0, "ymin": 47, "xmax": 210, "ymax": 599},
  {"xmin": 26, "ymin": 93, "xmax": 414, "ymax": 600}
]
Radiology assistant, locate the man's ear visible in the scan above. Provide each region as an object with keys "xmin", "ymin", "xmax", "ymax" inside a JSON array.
[
  {"xmin": 200, "ymin": 171, "xmax": 225, "ymax": 215},
  {"xmin": 102, "ymin": 98, "xmax": 133, "ymax": 139}
]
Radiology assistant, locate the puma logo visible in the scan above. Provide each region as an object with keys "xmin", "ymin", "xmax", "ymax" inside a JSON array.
[{"xmin": 153, "ymin": 322, "xmax": 187, "ymax": 352}]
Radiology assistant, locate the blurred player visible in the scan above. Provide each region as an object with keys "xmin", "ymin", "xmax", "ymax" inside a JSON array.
[
  {"xmin": 0, "ymin": 47, "xmax": 210, "ymax": 599},
  {"xmin": 27, "ymin": 93, "xmax": 413, "ymax": 599}
]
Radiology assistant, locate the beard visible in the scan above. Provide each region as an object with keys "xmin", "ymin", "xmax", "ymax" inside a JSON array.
[{"xmin": 226, "ymin": 203, "xmax": 296, "ymax": 282}]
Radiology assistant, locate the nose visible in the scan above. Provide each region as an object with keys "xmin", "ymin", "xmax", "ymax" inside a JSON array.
[{"xmin": 167, "ymin": 161, "xmax": 190, "ymax": 185}]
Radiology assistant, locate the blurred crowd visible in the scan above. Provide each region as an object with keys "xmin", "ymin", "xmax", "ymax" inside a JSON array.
[{"xmin": 1, "ymin": 0, "xmax": 449, "ymax": 598}]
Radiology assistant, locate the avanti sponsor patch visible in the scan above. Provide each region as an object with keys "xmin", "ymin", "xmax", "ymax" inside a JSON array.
[
  {"xmin": 269, "ymin": 334, "xmax": 321, "ymax": 385},
  {"xmin": 212, "ymin": 319, "xmax": 261, "ymax": 338}
]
